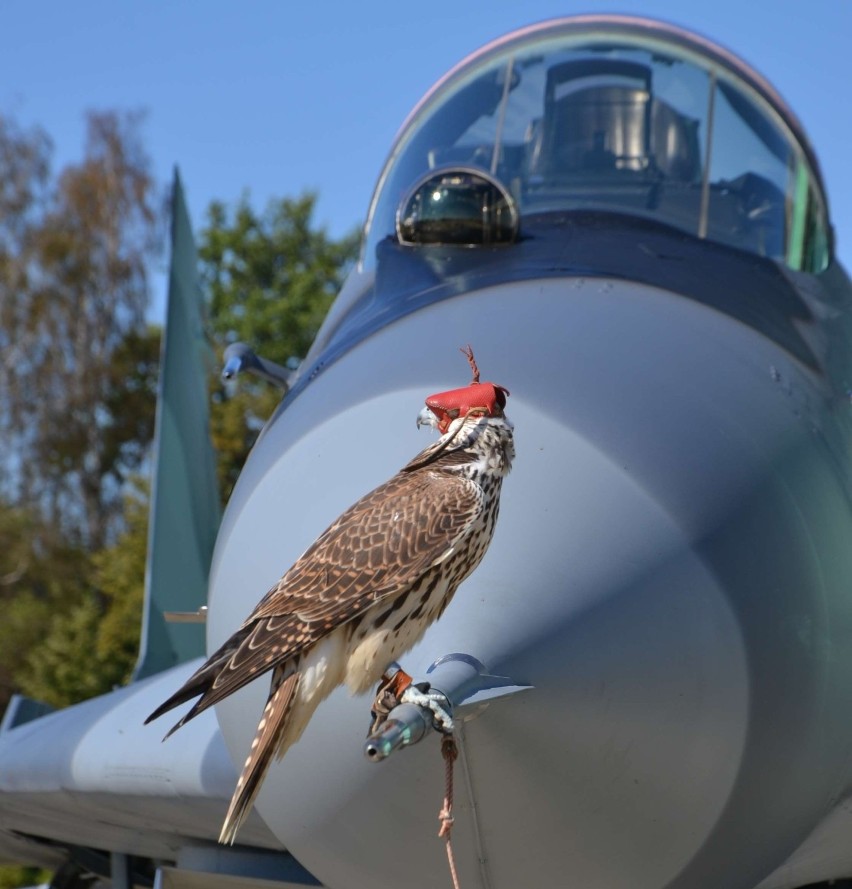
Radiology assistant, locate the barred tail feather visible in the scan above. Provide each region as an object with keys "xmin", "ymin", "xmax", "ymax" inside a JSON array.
[
  {"xmin": 219, "ymin": 670, "xmax": 300, "ymax": 845},
  {"xmin": 145, "ymin": 625, "xmax": 254, "ymax": 729},
  {"xmin": 144, "ymin": 659, "xmax": 222, "ymax": 727}
]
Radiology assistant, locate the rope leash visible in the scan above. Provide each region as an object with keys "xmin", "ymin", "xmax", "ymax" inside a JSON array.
[{"xmin": 438, "ymin": 734, "xmax": 461, "ymax": 889}]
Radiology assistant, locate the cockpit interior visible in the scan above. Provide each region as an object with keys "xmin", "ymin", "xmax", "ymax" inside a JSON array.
[{"xmin": 365, "ymin": 20, "xmax": 830, "ymax": 274}]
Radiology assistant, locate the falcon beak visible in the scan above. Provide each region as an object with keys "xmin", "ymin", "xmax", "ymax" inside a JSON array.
[{"xmin": 417, "ymin": 406, "xmax": 438, "ymax": 430}]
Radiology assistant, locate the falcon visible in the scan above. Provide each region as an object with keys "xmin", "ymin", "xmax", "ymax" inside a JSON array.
[{"xmin": 145, "ymin": 347, "xmax": 514, "ymax": 844}]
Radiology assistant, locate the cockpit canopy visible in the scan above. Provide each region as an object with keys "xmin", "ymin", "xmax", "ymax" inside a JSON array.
[{"xmin": 364, "ymin": 16, "xmax": 830, "ymax": 272}]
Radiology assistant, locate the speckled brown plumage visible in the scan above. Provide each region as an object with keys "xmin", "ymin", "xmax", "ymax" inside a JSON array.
[{"xmin": 146, "ymin": 396, "xmax": 514, "ymax": 845}]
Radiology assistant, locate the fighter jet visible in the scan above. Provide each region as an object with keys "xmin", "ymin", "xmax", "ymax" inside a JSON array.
[{"xmin": 2, "ymin": 14, "xmax": 851, "ymax": 889}]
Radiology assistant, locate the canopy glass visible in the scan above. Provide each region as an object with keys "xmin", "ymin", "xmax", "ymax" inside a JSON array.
[{"xmin": 364, "ymin": 18, "xmax": 830, "ymax": 272}]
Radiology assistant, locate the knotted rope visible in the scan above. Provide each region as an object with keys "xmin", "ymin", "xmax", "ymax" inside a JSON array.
[{"xmin": 438, "ymin": 734, "xmax": 461, "ymax": 889}]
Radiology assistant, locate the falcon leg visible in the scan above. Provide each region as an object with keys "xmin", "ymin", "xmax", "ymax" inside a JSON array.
[
  {"xmin": 368, "ymin": 661, "xmax": 454, "ymax": 736},
  {"xmin": 368, "ymin": 662, "xmax": 413, "ymax": 734},
  {"xmin": 382, "ymin": 662, "xmax": 414, "ymax": 698}
]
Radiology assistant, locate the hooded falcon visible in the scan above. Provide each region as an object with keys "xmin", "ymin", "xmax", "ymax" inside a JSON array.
[{"xmin": 145, "ymin": 348, "xmax": 515, "ymax": 844}]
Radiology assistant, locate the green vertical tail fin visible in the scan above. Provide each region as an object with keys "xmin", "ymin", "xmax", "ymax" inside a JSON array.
[{"xmin": 133, "ymin": 169, "xmax": 221, "ymax": 680}]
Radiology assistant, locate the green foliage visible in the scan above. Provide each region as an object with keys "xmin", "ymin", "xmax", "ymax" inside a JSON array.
[
  {"xmin": 199, "ymin": 192, "xmax": 358, "ymax": 499},
  {"xmin": 0, "ymin": 506, "xmax": 90, "ymax": 713},
  {"xmin": 20, "ymin": 594, "xmax": 117, "ymax": 706},
  {"xmin": 0, "ymin": 488, "xmax": 147, "ymax": 710},
  {"xmin": 201, "ymin": 192, "xmax": 357, "ymax": 366},
  {"xmin": 90, "ymin": 487, "xmax": 149, "ymax": 681},
  {"xmin": 0, "ymin": 866, "xmax": 49, "ymax": 889}
]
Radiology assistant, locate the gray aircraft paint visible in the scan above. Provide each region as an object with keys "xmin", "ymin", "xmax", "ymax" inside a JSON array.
[{"xmin": 2, "ymin": 16, "xmax": 852, "ymax": 889}]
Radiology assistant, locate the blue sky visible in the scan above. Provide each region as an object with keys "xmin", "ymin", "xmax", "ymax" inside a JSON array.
[{"xmin": 2, "ymin": 0, "xmax": 850, "ymax": 317}]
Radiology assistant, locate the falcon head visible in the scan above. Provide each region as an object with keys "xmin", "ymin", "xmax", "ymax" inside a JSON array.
[
  {"xmin": 418, "ymin": 346, "xmax": 510, "ymax": 434},
  {"xmin": 419, "ymin": 380, "xmax": 510, "ymax": 434}
]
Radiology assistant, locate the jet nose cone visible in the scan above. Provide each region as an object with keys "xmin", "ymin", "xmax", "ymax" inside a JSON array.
[{"xmin": 214, "ymin": 275, "xmax": 852, "ymax": 889}]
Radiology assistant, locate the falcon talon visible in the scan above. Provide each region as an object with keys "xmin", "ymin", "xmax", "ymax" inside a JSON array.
[
  {"xmin": 364, "ymin": 683, "xmax": 455, "ymax": 760},
  {"xmin": 367, "ymin": 663, "xmax": 418, "ymax": 734}
]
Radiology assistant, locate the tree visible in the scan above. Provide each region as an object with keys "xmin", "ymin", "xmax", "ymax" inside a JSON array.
[
  {"xmin": 89, "ymin": 484, "xmax": 149, "ymax": 685},
  {"xmin": 0, "ymin": 486, "xmax": 149, "ymax": 718},
  {"xmin": 0, "ymin": 117, "xmax": 52, "ymax": 499},
  {"xmin": 15, "ymin": 487, "xmax": 150, "ymax": 707},
  {"xmin": 0, "ymin": 504, "xmax": 90, "ymax": 713},
  {"xmin": 199, "ymin": 193, "xmax": 358, "ymax": 498},
  {"xmin": 0, "ymin": 110, "xmax": 162, "ymax": 550},
  {"xmin": 0, "ymin": 109, "xmax": 161, "ymax": 718}
]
